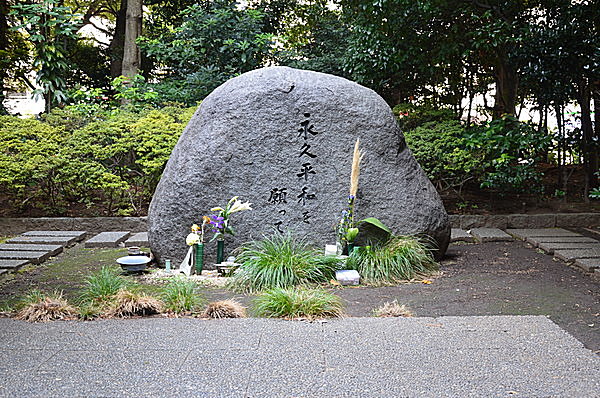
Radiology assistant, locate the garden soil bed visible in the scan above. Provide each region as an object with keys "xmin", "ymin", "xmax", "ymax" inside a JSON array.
[{"xmin": 0, "ymin": 241, "xmax": 598, "ymax": 353}]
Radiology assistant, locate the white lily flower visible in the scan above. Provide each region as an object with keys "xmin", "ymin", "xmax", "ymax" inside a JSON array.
[
  {"xmin": 186, "ymin": 232, "xmax": 201, "ymax": 246},
  {"xmin": 210, "ymin": 207, "xmax": 225, "ymax": 212},
  {"xmin": 228, "ymin": 200, "xmax": 252, "ymax": 214}
]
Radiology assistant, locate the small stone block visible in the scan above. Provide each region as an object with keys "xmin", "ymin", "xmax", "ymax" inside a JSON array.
[
  {"xmin": 468, "ymin": 228, "xmax": 512, "ymax": 242},
  {"xmin": 22, "ymin": 231, "xmax": 86, "ymax": 241},
  {"xmin": 0, "ymin": 244, "xmax": 63, "ymax": 256},
  {"xmin": 506, "ymin": 228, "xmax": 581, "ymax": 240},
  {"xmin": 538, "ymin": 242, "xmax": 600, "ymax": 254},
  {"xmin": 451, "ymin": 229, "xmax": 474, "ymax": 243},
  {"xmin": 85, "ymin": 231, "xmax": 131, "ymax": 248},
  {"xmin": 0, "ymin": 251, "xmax": 50, "ymax": 264},
  {"xmin": 324, "ymin": 244, "xmax": 337, "ymax": 255},
  {"xmin": 7, "ymin": 236, "xmax": 77, "ymax": 246},
  {"xmin": 526, "ymin": 236, "xmax": 598, "ymax": 247},
  {"xmin": 124, "ymin": 232, "xmax": 148, "ymax": 247},
  {"xmin": 574, "ymin": 258, "xmax": 600, "ymax": 272},
  {"xmin": 554, "ymin": 248, "xmax": 600, "ymax": 262},
  {"xmin": 0, "ymin": 259, "xmax": 29, "ymax": 269}
]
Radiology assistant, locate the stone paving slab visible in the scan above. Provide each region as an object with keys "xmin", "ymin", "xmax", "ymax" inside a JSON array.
[
  {"xmin": 554, "ymin": 248, "xmax": 600, "ymax": 262},
  {"xmin": 450, "ymin": 228, "xmax": 474, "ymax": 243},
  {"xmin": 0, "ymin": 243, "xmax": 63, "ymax": 256},
  {"xmin": 124, "ymin": 232, "xmax": 148, "ymax": 247},
  {"xmin": 574, "ymin": 258, "xmax": 600, "ymax": 272},
  {"xmin": 0, "ymin": 251, "xmax": 50, "ymax": 264},
  {"xmin": 0, "ymin": 316, "xmax": 597, "ymax": 397},
  {"xmin": 0, "ymin": 259, "xmax": 29, "ymax": 270},
  {"xmin": 6, "ymin": 235, "xmax": 77, "ymax": 246},
  {"xmin": 84, "ymin": 231, "xmax": 130, "ymax": 248},
  {"xmin": 526, "ymin": 236, "xmax": 598, "ymax": 247},
  {"xmin": 468, "ymin": 228, "xmax": 513, "ymax": 242},
  {"xmin": 538, "ymin": 242, "xmax": 600, "ymax": 254},
  {"xmin": 507, "ymin": 228, "xmax": 581, "ymax": 240},
  {"xmin": 22, "ymin": 230, "xmax": 86, "ymax": 240}
]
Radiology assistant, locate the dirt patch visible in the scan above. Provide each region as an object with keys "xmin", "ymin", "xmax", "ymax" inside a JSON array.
[{"xmin": 0, "ymin": 241, "xmax": 598, "ymax": 352}]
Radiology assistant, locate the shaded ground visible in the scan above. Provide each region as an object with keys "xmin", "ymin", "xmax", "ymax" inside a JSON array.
[{"xmin": 0, "ymin": 241, "xmax": 598, "ymax": 353}]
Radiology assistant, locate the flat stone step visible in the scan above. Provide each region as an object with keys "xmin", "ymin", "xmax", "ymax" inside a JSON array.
[
  {"xmin": 0, "ymin": 244, "xmax": 63, "ymax": 256},
  {"xmin": 450, "ymin": 229, "xmax": 474, "ymax": 243},
  {"xmin": 526, "ymin": 236, "xmax": 598, "ymax": 247},
  {"xmin": 22, "ymin": 231, "xmax": 87, "ymax": 241},
  {"xmin": 554, "ymin": 248, "xmax": 600, "ymax": 262},
  {"xmin": 7, "ymin": 236, "xmax": 77, "ymax": 246},
  {"xmin": 538, "ymin": 242, "xmax": 600, "ymax": 254},
  {"xmin": 574, "ymin": 258, "xmax": 600, "ymax": 272},
  {"xmin": 469, "ymin": 228, "xmax": 513, "ymax": 242},
  {"xmin": 125, "ymin": 232, "xmax": 149, "ymax": 247},
  {"xmin": 0, "ymin": 251, "xmax": 51, "ymax": 264},
  {"xmin": 0, "ymin": 259, "xmax": 29, "ymax": 269},
  {"xmin": 507, "ymin": 228, "xmax": 581, "ymax": 240},
  {"xmin": 85, "ymin": 231, "xmax": 130, "ymax": 248}
]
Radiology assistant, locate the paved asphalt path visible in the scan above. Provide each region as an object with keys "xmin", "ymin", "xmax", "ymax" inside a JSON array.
[{"xmin": 0, "ymin": 316, "xmax": 598, "ymax": 397}]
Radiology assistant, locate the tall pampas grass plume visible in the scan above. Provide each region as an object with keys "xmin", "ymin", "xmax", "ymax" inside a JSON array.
[{"xmin": 350, "ymin": 138, "xmax": 364, "ymax": 198}]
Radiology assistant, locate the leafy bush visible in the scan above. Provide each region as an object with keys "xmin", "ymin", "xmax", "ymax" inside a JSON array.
[
  {"xmin": 107, "ymin": 289, "xmax": 163, "ymax": 317},
  {"xmin": 345, "ymin": 236, "xmax": 437, "ymax": 285},
  {"xmin": 161, "ymin": 278, "xmax": 203, "ymax": 313},
  {"xmin": 393, "ymin": 103, "xmax": 457, "ymax": 131},
  {"xmin": 0, "ymin": 104, "xmax": 195, "ymax": 215},
  {"xmin": 15, "ymin": 290, "xmax": 77, "ymax": 322},
  {"xmin": 252, "ymin": 287, "xmax": 344, "ymax": 319},
  {"xmin": 229, "ymin": 232, "xmax": 342, "ymax": 293},
  {"xmin": 203, "ymin": 299, "xmax": 247, "ymax": 319},
  {"xmin": 373, "ymin": 300, "xmax": 413, "ymax": 317},
  {"xmin": 80, "ymin": 267, "xmax": 128, "ymax": 303},
  {"xmin": 405, "ymin": 120, "xmax": 482, "ymax": 192},
  {"xmin": 464, "ymin": 115, "xmax": 551, "ymax": 194}
]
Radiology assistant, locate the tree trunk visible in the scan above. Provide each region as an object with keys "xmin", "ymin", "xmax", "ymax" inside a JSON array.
[
  {"xmin": 122, "ymin": 0, "xmax": 142, "ymax": 79},
  {"xmin": 493, "ymin": 56, "xmax": 518, "ymax": 119},
  {"xmin": 578, "ymin": 78, "xmax": 595, "ymax": 200},
  {"xmin": 0, "ymin": 0, "xmax": 9, "ymax": 114},
  {"xmin": 109, "ymin": 0, "xmax": 127, "ymax": 78}
]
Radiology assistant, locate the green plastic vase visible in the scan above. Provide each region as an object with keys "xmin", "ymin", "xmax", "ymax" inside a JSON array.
[
  {"xmin": 216, "ymin": 239, "xmax": 225, "ymax": 264},
  {"xmin": 194, "ymin": 243, "xmax": 204, "ymax": 274}
]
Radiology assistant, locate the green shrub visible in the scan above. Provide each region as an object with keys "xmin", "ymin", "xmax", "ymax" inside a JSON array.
[
  {"xmin": 393, "ymin": 103, "xmax": 457, "ymax": 131},
  {"xmin": 405, "ymin": 120, "xmax": 482, "ymax": 191},
  {"xmin": 252, "ymin": 287, "xmax": 344, "ymax": 319},
  {"xmin": 80, "ymin": 267, "xmax": 128, "ymax": 303},
  {"xmin": 160, "ymin": 278, "xmax": 203, "ymax": 313},
  {"xmin": 345, "ymin": 236, "xmax": 437, "ymax": 285},
  {"xmin": 229, "ymin": 232, "xmax": 342, "ymax": 293}
]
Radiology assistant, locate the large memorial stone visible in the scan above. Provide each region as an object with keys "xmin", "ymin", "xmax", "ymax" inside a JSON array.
[{"xmin": 148, "ymin": 66, "xmax": 450, "ymax": 264}]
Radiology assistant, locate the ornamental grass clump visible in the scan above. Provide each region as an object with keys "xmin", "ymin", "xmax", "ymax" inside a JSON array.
[
  {"xmin": 15, "ymin": 290, "xmax": 77, "ymax": 322},
  {"xmin": 346, "ymin": 236, "xmax": 437, "ymax": 285},
  {"xmin": 229, "ymin": 232, "xmax": 342, "ymax": 293},
  {"xmin": 107, "ymin": 289, "xmax": 163, "ymax": 318},
  {"xmin": 252, "ymin": 287, "xmax": 344, "ymax": 320},
  {"xmin": 203, "ymin": 299, "xmax": 247, "ymax": 319},
  {"xmin": 161, "ymin": 278, "xmax": 203, "ymax": 314},
  {"xmin": 80, "ymin": 266, "xmax": 128, "ymax": 303},
  {"xmin": 373, "ymin": 300, "xmax": 413, "ymax": 318}
]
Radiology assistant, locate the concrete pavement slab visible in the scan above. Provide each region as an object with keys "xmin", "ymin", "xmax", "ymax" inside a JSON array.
[
  {"xmin": 84, "ymin": 231, "xmax": 130, "ymax": 248},
  {"xmin": 538, "ymin": 242, "xmax": 600, "ymax": 254},
  {"xmin": 0, "ymin": 316, "xmax": 598, "ymax": 397},
  {"xmin": 507, "ymin": 228, "xmax": 581, "ymax": 240},
  {"xmin": 450, "ymin": 228, "xmax": 474, "ymax": 243},
  {"xmin": 22, "ymin": 231, "xmax": 86, "ymax": 241},
  {"xmin": 124, "ymin": 232, "xmax": 149, "ymax": 247},
  {"xmin": 554, "ymin": 248, "xmax": 600, "ymax": 262},
  {"xmin": 0, "ymin": 251, "xmax": 51, "ymax": 264},
  {"xmin": 0, "ymin": 243, "xmax": 63, "ymax": 256},
  {"xmin": 526, "ymin": 236, "xmax": 598, "ymax": 247},
  {"xmin": 0, "ymin": 259, "xmax": 29, "ymax": 270},
  {"xmin": 469, "ymin": 228, "xmax": 513, "ymax": 242},
  {"xmin": 6, "ymin": 235, "xmax": 77, "ymax": 246},
  {"xmin": 574, "ymin": 258, "xmax": 600, "ymax": 272}
]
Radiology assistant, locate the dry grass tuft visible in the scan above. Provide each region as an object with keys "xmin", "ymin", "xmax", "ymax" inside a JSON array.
[
  {"xmin": 203, "ymin": 299, "xmax": 247, "ymax": 319},
  {"xmin": 15, "ymin": 294, "xmax": 77, "ymax": 322},
  {"xmin": 107, "ymin": 289, "xmax": 163, "ymax": 318},
  {"xmin": 373, "ymin": 300, "xmax": 413, "ymax": 318},
  {"xmin": 350, "ymin": 138, "xmax": 364, "ymax": 197}
]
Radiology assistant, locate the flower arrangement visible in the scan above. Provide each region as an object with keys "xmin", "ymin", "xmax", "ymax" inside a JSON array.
[
  {"xmin": 209, "ymin": 196, "xmax": 252, "ymax": 242},
  {"xmin": 337, "ymin": 139, "xmax": 363, "ymax": 252},
  {"xmin": 185, "ymin": 216, "xmax": 210, "ymax": 246}
]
